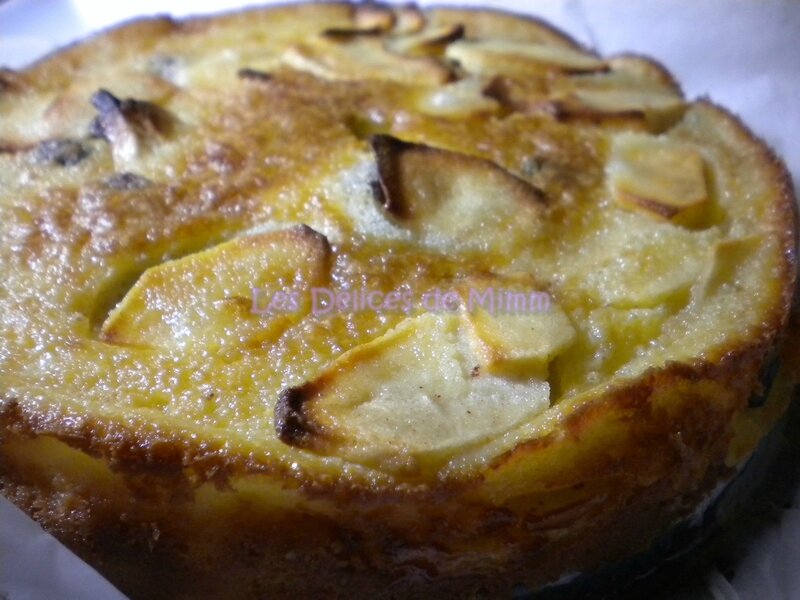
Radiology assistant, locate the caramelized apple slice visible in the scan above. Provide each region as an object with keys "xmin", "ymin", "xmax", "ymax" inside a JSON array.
[
  {"xmin": 281, "ymin": 36, "xmax": 453, "ymax": 84},
  {"xmin": 446, "ymin": 39, "xmax": 606, "ymax": 78},
  {"xmin": 274, "ymin": 313, "xmax": 554, "ymax": 467},
  {"xmin": 551, "ymin": 69, "xmax": 686, "ymax": 131},
  {"xmin": 565, "ymin": 86, "xmax": 685, "ymax": 130},
  {"xmin": 413, "ymin": 77, "xmax": 499, "ymax": 117},
  {"xmin": 464, "ymin": 303, "xmax": 576, "ymax": 380},
  {"xmin": 609, "ymin": 133, "xmax": 709, "ymax": 228},
  {"xmin": 385, "ymin": 24, "xmax": 465, "ymax": 57},
  {"xmin": 100, "ymin": 226, "xmax": 330, "ymax": 351},
  {"xmin": 370, "ymin": 135, "xmax": 545, "ymax": 251}
]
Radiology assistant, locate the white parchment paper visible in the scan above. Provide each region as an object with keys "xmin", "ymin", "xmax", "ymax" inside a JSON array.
[
  {"xmin": 0, "ymin": 1, "xmax": 798, "ymax": 598},
  {"xmin": 0, "ymin": 496, "xmax": 128, "ymax": 600}
]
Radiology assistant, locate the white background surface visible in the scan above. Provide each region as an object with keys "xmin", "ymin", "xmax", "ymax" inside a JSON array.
[{"xmin": 0, "ymin": 1, "xmax": 798, "ymax": 599}]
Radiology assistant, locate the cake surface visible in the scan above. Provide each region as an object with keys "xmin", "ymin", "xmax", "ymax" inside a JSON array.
[{"xmin": 0, "ymin": 2, "xmax": 797, "ymax": 598}]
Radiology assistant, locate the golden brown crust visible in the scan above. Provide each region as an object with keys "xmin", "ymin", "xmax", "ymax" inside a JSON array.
[
  {"xmin": 24, "ymin": 17, "xmax": 179, "ymax": 89},
  {"xmin": 0, "ymin": 468, "xmax": 730, "ymax": 599},
  {"xmin": 694, "ymin": 99, "xmax": 799, "ymax": 325}
]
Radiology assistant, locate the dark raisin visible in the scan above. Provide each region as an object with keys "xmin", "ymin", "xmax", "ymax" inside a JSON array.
[
  {"xmin": 88, "ymin": 116, "xmax": 106, "ymax": 140},
  {"xmin": 35, "ymin": 139, "xmax": 90, "ymax": 167},
  {"xmin": 90, "ymin": 88, "xmax": 122, "ymax": 114},
  {"xmin": 104, "ymin": 172, "xmax": 152, "ymax": 190},
  {"xmin": 88, "ymin": 89, "xmax": 122, "ymax": 140}
]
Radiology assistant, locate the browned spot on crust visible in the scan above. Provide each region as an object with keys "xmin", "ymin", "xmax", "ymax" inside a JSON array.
[
  {"xmin": 321, "ymin": 26, "xmax": 386, "ymax": 40},
  {"xmin": 369, "ymin": 134, "xmax": 416, "ymax": 217},
  {"xmin": 619, "ymin": 191, "xmax": 681, "ymax": 220},
  {"xmin": 0, "ymin": 68, "xmax": 26, "ymax": 92},
  {"xmin": 237, "ymin": 68, "xmax": 272, "ymax": 82},
  {"xmin": 288, "ymin": 223, "xmax": 333, "ymax": 258},
  {"xmin": 552, "ymin": 100, "xmax": 647, "ymax": 126},
  {"xmin": 0, "ymin": 141, "xmax": 34, "ymax": 153},
  {"xmin": 274, "ymin": 385, "xmax": 322, "ymax": 448}
]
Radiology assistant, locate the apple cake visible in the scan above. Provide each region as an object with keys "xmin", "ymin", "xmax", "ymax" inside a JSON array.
[{"xmin": 0, "ymin": 2, "xmax": 797, "ymax": 598}]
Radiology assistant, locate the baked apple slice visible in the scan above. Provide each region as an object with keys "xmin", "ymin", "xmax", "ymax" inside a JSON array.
[
  {"xmin": 275, "ymin": 306, "xmax": 575, "ymax": 469},
  {"xmin": 446, "ymin": 39, "xmax": 606, "ymax": 78},
  {"xmin": 370, "ymin": 134, "xmax": 545, "ymax": 252},
  {"xmin": 551, "ymin": 64, "xmax": 686, "ymax": 131},
  {"xmin": 609, "ymin": 132, "xmax": 710, "ymax": 228},
  {"xmin": 100, "ymin": 226, "xmax": 330, "ymax": 351},
  {"xmin": 281, "ymin": 33, "xmax": 453, "ymax": 84},
  {"xmin": 413, "ymin": 76, "xmax": 500, "ymax": 117},
  {"xmin": 464, "ymin": 302, "xmax": 576, "ymax": 380},
  {"xmin": 385, "ymin": 23, "xmax": 465, "ymax": 56}
]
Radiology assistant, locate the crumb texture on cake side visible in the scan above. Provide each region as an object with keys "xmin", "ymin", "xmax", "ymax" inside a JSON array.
[{"xmin": 0, "ymin": 3, "xmax": 797, "ymax": 598}]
